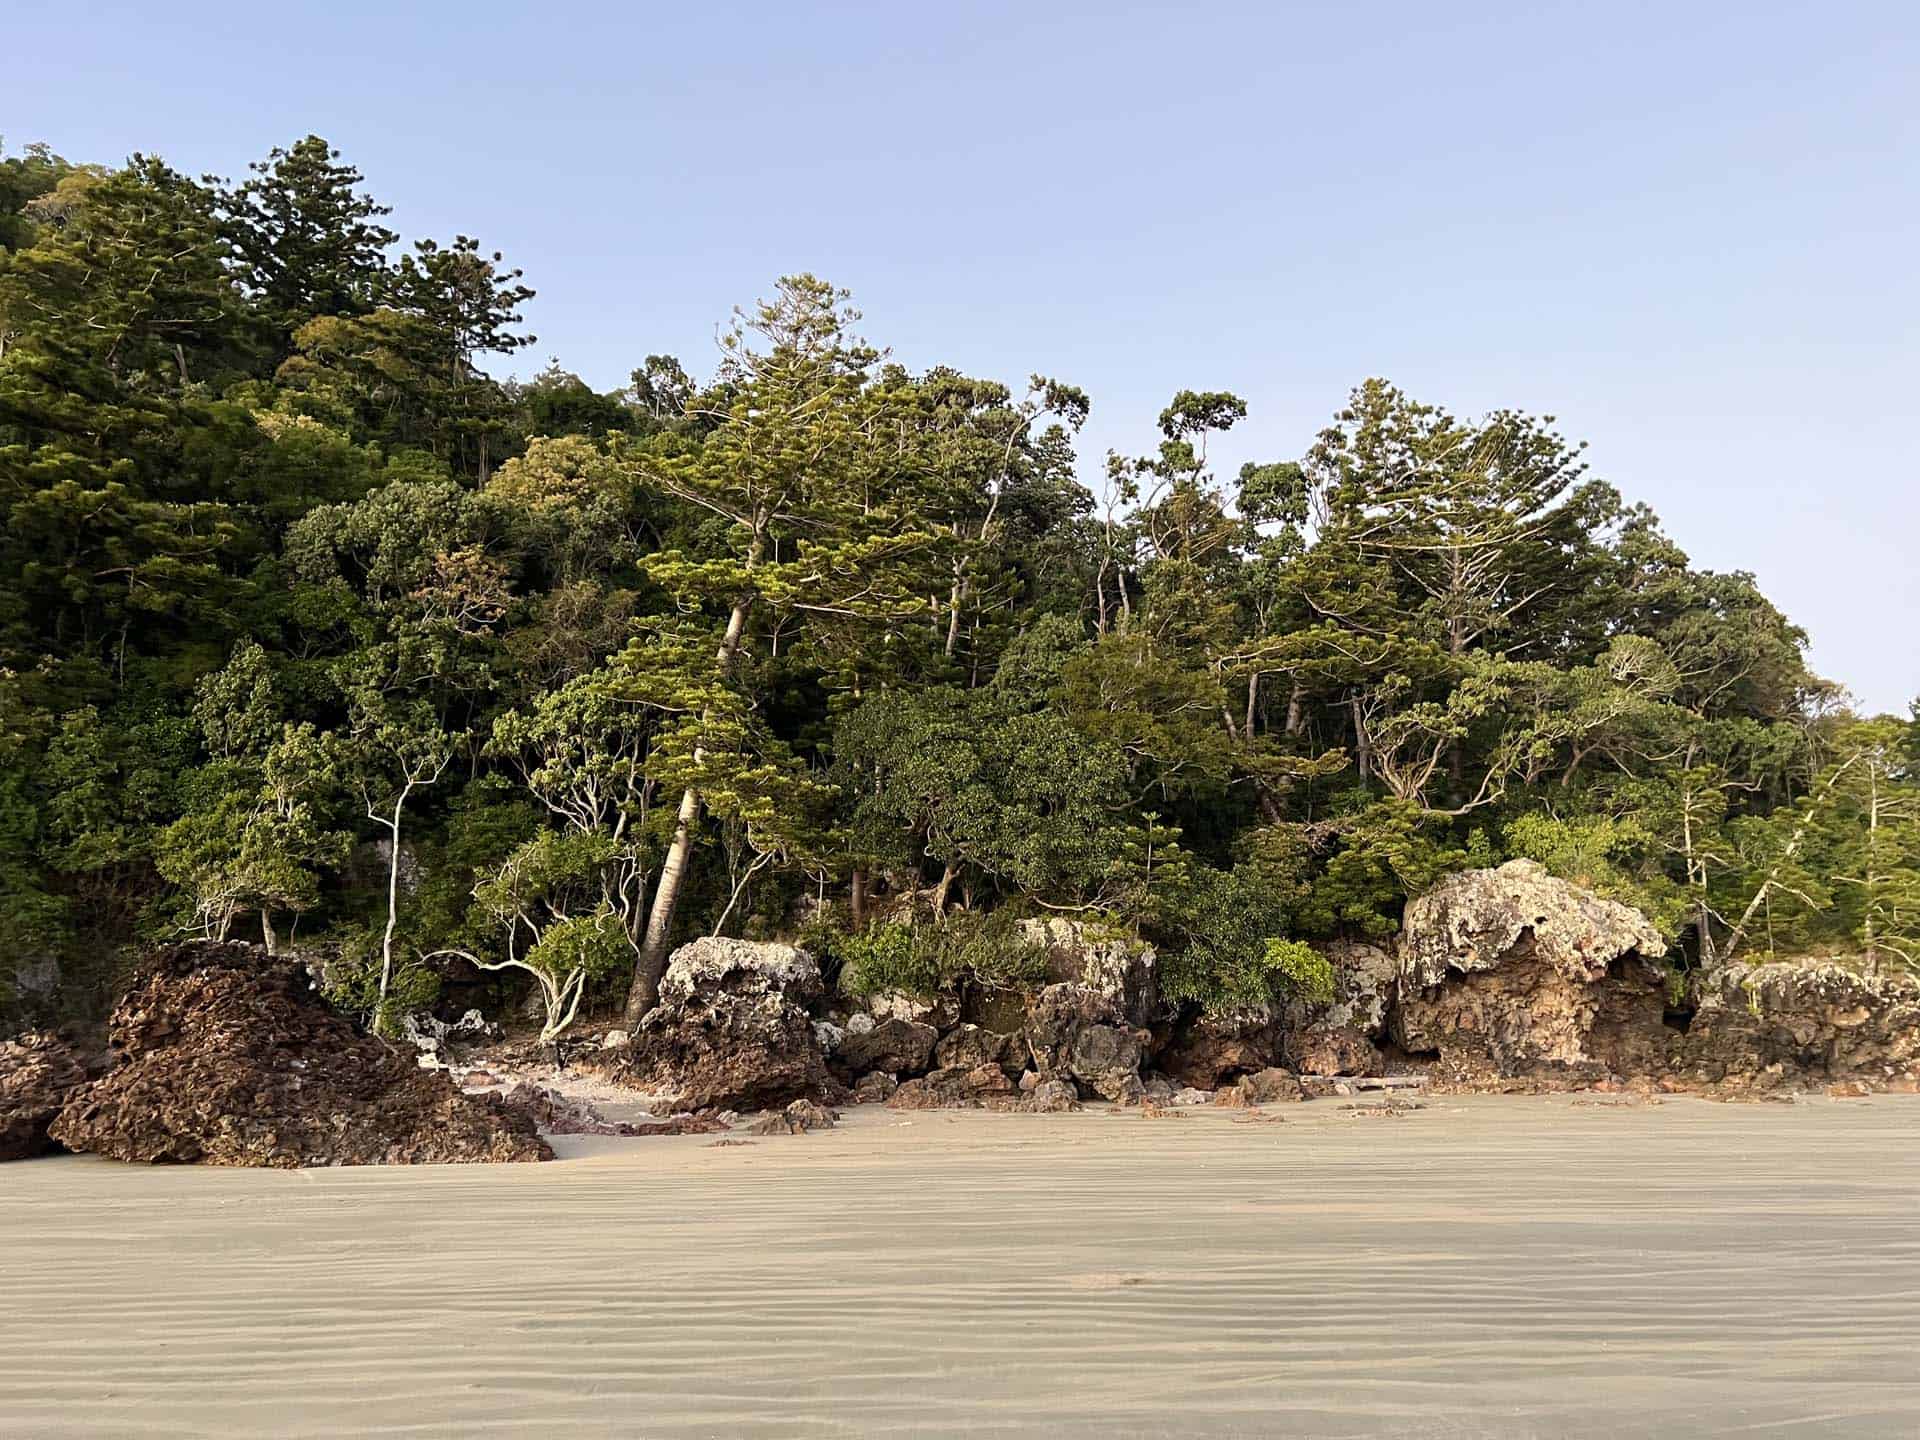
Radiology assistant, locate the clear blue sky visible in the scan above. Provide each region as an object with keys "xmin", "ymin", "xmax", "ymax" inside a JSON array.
[{"xmin": 12, "ymin": 2, "xmax": 1917, "ymax": 712}]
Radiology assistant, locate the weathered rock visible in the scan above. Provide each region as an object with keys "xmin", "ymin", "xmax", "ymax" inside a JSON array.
[
  {"xmin": 1020, "ymin": 918, "xmax": 1162, "ymax": 1027},
  {"xmin": 1170, "ymin": 1086, "xmax": 1213, "ymax": 1106},
  {"xmin": 748, "ymin": 1099, "xmax": 839, "ymax": 1135},
  {"xmin": 986, "ymin": 1077, "xmax": 1082, "ymax": 1113},
  {"xmin": 836, "ymin": 1017, "xmax": 938, "ymax": 1078},
  {"xmin": 495, "ymin": 1083, "xmax": 657, "ymax": 1137},
  {"xmin": 932, "ymin": 1023, "xmax": 1025, "ymax": 1076},
  {"xmin": 812, "ymin": 1019, "xmax": 847, "ymax": 1055},
  {"xmin": 623, "ymin": 939, "xmax": 835, "ymax": 1113},
  {"xmin": 1682, "ymin": 961, "xmax": 1920, "ymax": 1087},
  {"xmin": 887, "ymin": 1063, "xmax": 1016, "ymax": 1110},
  {"xmin": 0, "ymin": 1031, "xmax": 94, "ymax": 1161},
  {"xmin": 48, "ymin": 944, "xmax": 550, "ymax": 1167},
  {"xmin": 1237, "ymin": 1067, "xmax": 1305, "ymax": 1104},
  {"xmin": 1025, "ymin": 983, "xmax": 1145, "ymax": 1103},
  {"xmin": 1392, "ymin": 861, "xmax": 1672, "ymax": 1080},
  {"xmin": 867, "ymin": 989, "xmax": 960, "ymax": 1030},
  {"xmin": 1283, "ymin": 940, "xmax": 1396, "ymax": 1076},
  {"xmin": 1160, "ymin": 1006, "xmax": 1281, "ymax": 1089},
  {"xmin": 851, "ymin": 1070, "xmax": 899, "ymax": 1104},
  {"xmin": 600, "ymin": 1029, "xmax": 630, "ymax": 1050}
]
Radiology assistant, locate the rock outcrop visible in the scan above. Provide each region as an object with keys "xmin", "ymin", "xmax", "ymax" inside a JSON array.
[
  {"xmin": 1024, "ymin": 983, "xmax": 1145, "ymax": 1102},
  {"xmin": 1021, "ymin": 919, "xmax": 1161, "ymax": 1027},
  {"xmin": 47, "ymin": 943, "xmax": 550, "ymax": 1167},
  {"xmin": 622, "ymin": 938, "xmax": 837, "ymax": 1112},
  {"xmin": 1283, "ymin": 940, "xmax": 1396, "ymax": 1076},
  {"xmin": 1159, "ymin": 1007, "xmax": 1281, "ymax": 1089},
  {"xmin": 888, "ymin": 1062, "xmax": 1016, "ymax": 1109},
  {"xmin": 0, "ymin": 1031, "xmax": 95, "ymax": 1161},
  {"xmin": 1390, "ymin": 861, "xmax": 1672, "ymax": 1082},
  {"xmin": 836, "ymin": 1017, "xmax": 938, "ymax": 1079},
  {"xmin": 1682, "ymin": 961, "xmax": 1920, "ymax": 1089},
  {"xmin": 932, "ymin": 1024, "xmax": 1025, "ymax": 1076}
]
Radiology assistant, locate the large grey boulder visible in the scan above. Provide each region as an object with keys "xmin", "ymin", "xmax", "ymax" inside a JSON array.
[
  {"xmin": 1282, "ymin": 940, "xmax": 1397, "ymax": 1076},
  {"xmin": 1392, "ymin": 861, "xmax": 1671, "ymax": 1079},
  {"xmin": 623, "ymin": 939, "xmax": 836, "ymax": 1112},
  {"xmin": 1020, "ymin": 918, "xmax": 1162, "ymax": 1027},
  {"xmin": 1024, "ymin": 983, "xmax": 1145, "ymax": 1103}
]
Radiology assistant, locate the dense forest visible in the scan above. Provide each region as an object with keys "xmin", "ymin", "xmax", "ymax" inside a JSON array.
[{"xmin": 2, "ymin": 135, "xmax": 1915, "ymax": 1040}]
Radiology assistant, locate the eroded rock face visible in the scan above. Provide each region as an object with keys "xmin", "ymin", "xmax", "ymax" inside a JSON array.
[
  {"xmin": 0, "ymin": 1031, "xmax": 94, "ymax": 1161},
  {"xmin": 748, "ymin": 1099, "xmax": 839, "ymax": 1135},
  {"xmin": 888, "ymin": 1063, "xmax": 1016, "ymax": 1110},
  {"xmin": 623, "ymin": 939, "xmax": 835, "ymax": 1113},
  {"xmin": 1283, "ymin": 941, "xmax": 1396, "ymax": 1077},
  {"xmin": 1021, "ymin": 919, "xmax": 1161, "ymax": 1027},
  {"xmin": 1025, "ymin": 983, "xmax": 1144, "ymax": 1103},
  {"xmin": 1159, "ymin": 1007, "xmax": 1281, "ymax": 1090},
  {"xmin": 48, "ymin": 944, "xmax": 550, "ymax": 1167},
  {"xmin": 1683, "ymin": 962, "xmax": 1920, "ymax": 1088},
  {"xmin": 836, "ymin": 1017, "xmax": 937, "ymax": 1079},
  {"xmin": 932, "ymin": 1024, "xmax": 1025, "ymax": 1076},
  {"xmin": 1392, "ymin": 861, "xmax": 1672, "ymax": 1081}
]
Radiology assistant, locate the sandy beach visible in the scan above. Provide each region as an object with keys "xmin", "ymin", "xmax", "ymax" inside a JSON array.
[{"xmin": 3, "ymin": 1094, "xmax": 1918, "ymax": 1438}]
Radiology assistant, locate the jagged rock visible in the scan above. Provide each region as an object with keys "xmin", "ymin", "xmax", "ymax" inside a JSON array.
[
  {"xmin": 1160, "ymin": 1006, "xmax": 1281, "ymax": 1089},
  {"xmin": 887, "ymin": 1063, "xmax": 1015, "ymax": 1110},
  {"xmin": 1392, "ymin": 861, "xmax": 1672, "ymax": 1079},
  {"xmin": 495, "ymin": 1083, "xmax": 654, "ymax": 1137},
  {"xmin": 932, "ymin": 1023, "xmax": 1025, "ymax": 1076},
  {"xmin": 851, "ymin": 1070, "xmax": 899, "ymax": 1104},
  {"xmin": 1025, "ymin": 984, "xmax": 1145, "ymax": 1103},
  {"xmin": 48, "ymin": 944, "xmax": 550, "ymax": 1167},
  {"xmin": 1170, "ymin": 1086, "xmax": 1213, "ymax": 1106},
  {"xmin": 1682, "ymin": 961, "xmax": 1920, "ymax": 1087},
  {"xmin": 0, "ymin": 1031, "xmax": 94, "ymax": 1161},
  {"xmin": 1283, "ymin": 940, "xmax": 1396, "ymax": 1076},
  {"xmin": 986, "ymin": 1077, "xmax": 1082, "ymax": 1113},
  {"xmin": 1237, "ymin": 1067, "xmax": 1305, "ymax": 1104},
  {"xmin": 836, "ymin": 1017, "xmax": 937, "ymax": 1078},
  {"xmin": 748, "ymin": 1099, "xmax": 840, "ymax": 1135},
  {"xmin": 867, "ymin": 989, "xmax": 959, "ymax": 1030},
  {"xmin": 622, "ymin": 939, "xmax": 835, "ymax": 1113},
  {"xmin": 1142, "ymin": 1075, "xmax": 1175, "ymax": 1105},
  {"xmin": 1020, "ymin": 918, "xmax": 1162, "ymax": 1027},
  {"xmin": 812, "ymin": 1020, "xmax": 847, "ymax": 1055},
  {"xmin": 662, "ymin": 938, "xmax": 824, "ymax": 1005},
  {"xmin": 844, "ymin": 1012, "xmax": 876, "ymax": 1036}
]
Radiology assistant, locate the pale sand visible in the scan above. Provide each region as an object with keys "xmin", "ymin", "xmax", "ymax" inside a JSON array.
[{"xmin": 4, "ymin": 1096, "xmax": 1919, "ymax": 1439}]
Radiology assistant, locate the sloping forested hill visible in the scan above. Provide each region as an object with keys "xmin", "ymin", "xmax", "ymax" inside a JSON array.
[{"xmin": 1, "ymin": 136, "xmax": 1914, "ymax": 1034}]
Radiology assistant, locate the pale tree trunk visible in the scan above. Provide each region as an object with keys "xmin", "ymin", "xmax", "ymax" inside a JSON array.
[
  {"xmin": 624, "ymin": 571, "xmax": 758, "ymax": 1026},
  {"xmin": 375, "ymin": 789, "xmax": 411, "ymax": 1028},
  {"xmin": 850, "ymin": 868, "xmax": 868, "ymax": 928},
  {"xmin": 261, "ymin": 909, "xmax": 278, "ymax": 957}
]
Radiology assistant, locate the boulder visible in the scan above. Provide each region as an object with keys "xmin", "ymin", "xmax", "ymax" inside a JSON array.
[
  {"xmin": 0, "ymin": 1031, "xmax": 94, "ymax": 1162},
  {"xmin": 623, "ymin": 939, "xmax": 836, "ymax": 1113},
  {"xmin": 495, "ymin": 1083, "xmax": 661, "ymax": 1137},
  {"xmin": 988, "ymin": 1077, "xmax": 1082, "ymax": 1113},
  {"xmin": 1020, "ymin": 918, "xmax": 1162, "ymax": 1027},
  {"xmin": 748, "ymin": 1099, "xmax": 839, "ymax": 1135},
  {"xmin": 1283, "ymin": 940, "xmax": 1396, "ymax": 1076},
  {"xmin": 836, "ymin": 1017, "xmax": 938, "ymax": 1079},
  {"xmin": 887, "ymin": 1063, "xmax": 1016, "ymax": 1110},
  {"xmin": 851, "ymin": 1071, "xmax": 899, "ymax": 1104},
  {"xmin": 1682, "ymin": 961, "xmax": 1920, "ymax": 1088},
  {"xmin": 1236, "ymin": 1067, "xmax": 1305, "ymax": 1104},
  {"xmin": 1392, "ymin": 861, "xmax": 1672, "ymax": 1081},
  {"xmin": 866, "ymin": 989, "xmax": 960, "ymax": 1030},
  {"xmin": 48, "ymin": 944, "xmax": 550, "ymax": 1167},
  {"xmin": 1159, "ymin": 1006, "xmax": 1281, "ymax": 1089},
  {"xmin": 1025, "ymin": 983, "xmax": 1145, "ymax": 1103},
  {"xmin": 932, "ymin": 1024, "xmax": 1025, "ymax": 1076}
]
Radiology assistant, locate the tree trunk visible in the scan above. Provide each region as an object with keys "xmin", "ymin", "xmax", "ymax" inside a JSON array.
[
  {"xmin": 261, "ymin": 909, "xmax": 278, "ymax": 957},
  {"xmin": 850, "ymin": 867, "xmax": 868, "ymax": 928},
  {"xmin": 1350, "ymin": 693, "xmax": 1371, "ymax": 783},
  {"xmin": 623, "ymin": 576, "xmax": 758, "ymax": 1026}
]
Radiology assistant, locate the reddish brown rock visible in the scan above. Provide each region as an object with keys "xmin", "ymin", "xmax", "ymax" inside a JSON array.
[
  {"xmin": 748, "ymin": 1099, "xmax": 839, "ymax": 1135},
  {"xmin": 1025, "ymin": 984, "xmax": 1145, "ymax": 1103},
  {"xmin": 47, "ymin": 944, "xmax": 550, "ymax": 1167},
  {"xmin": 887, "ymin": 1063, "xmax": 1016, "ymax": 1110},
  {"xmin": 0, "ymin": 1031, "xmax": 96, "ymax": 1162},
  {"xmin": 1392, "ymin": 861, "xmax": 1673, "ymax": 1081},
  {"xmin": 1283, "ymin": 940, "xmax": 1396, "ymax": 1077},
  {"xmin": 1160, "ymin": 1007, "xmax": 1281, "ymax": 1089},
  {"xmin": 850, "ymin": 1070, "xmax": 900, "ymax": 1104},
  {"xmin": 932, "ymin": 1023, "xmax": 1025, "ymax": 1076},
  {"xmin": 622, "ymin": 938, "xmax": 837, "ymax": 1112},
  {"xmin": 1681, "ymin": 961, "xmax": 1920, "ymax": 1089}
]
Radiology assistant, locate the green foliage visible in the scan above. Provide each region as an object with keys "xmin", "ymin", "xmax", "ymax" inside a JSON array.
[{"xmin": 1, "ymin": 130, "xmax": 1906, "ymax": 1030}]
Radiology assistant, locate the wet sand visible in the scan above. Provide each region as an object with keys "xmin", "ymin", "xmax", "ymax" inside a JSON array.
[{"xmin": 3, "ymin": 1094, "xmax": 1918, "ymax": 1438}]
